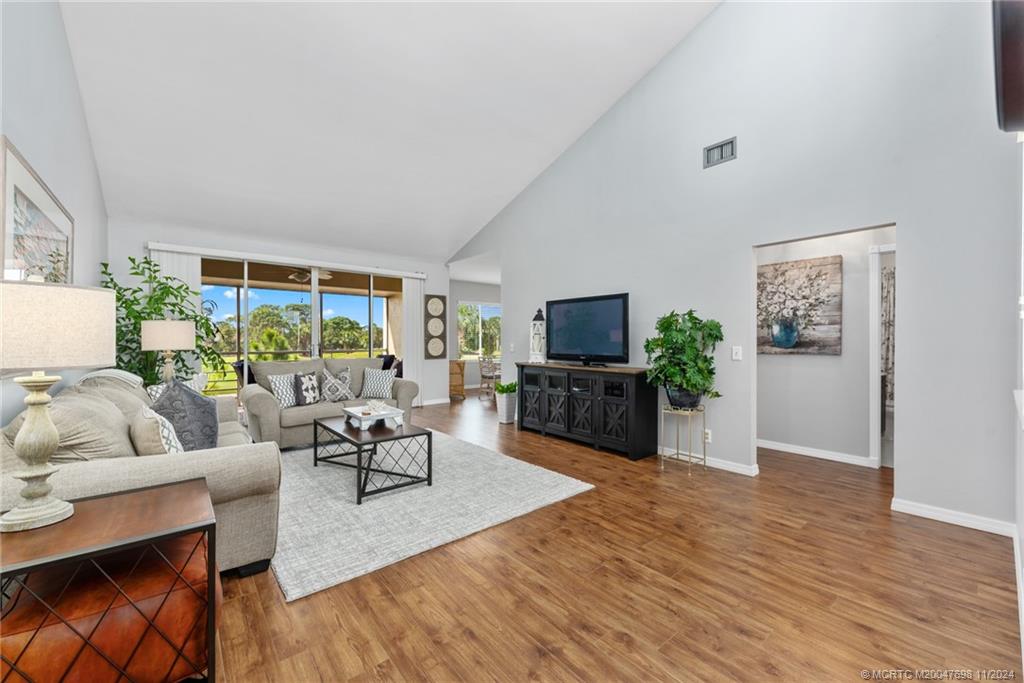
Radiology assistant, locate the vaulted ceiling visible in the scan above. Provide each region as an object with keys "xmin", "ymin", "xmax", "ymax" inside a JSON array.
[{"xmin": 62, "ymin": 1, "xmax": 718, "ymax": 261}]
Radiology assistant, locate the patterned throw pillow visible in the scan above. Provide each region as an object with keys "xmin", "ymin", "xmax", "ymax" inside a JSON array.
[
  {"xmin": 130, "ymin": 406, "xmax": 184, "ymax": 455},
  {"xmin": 268, "ymin": 373, "xmax": 297, "ymax": 408},
  {"xmin": 147, "ymin": 374, "xmax": 207, "ymax": 402},
  {"xmin": 361, "ymin": 367, "xmax": 397, "ymax": 399},
  {"xmin": 294, "ymin": 372, "xmax": 320, "ymax": 405},
  {"xmin": 151, "ymin": 380, "xmax": 218, "ymax": 451},
  {"xmin": 321, "ymin": 368, "xmax": 355, "ymax": 402}
]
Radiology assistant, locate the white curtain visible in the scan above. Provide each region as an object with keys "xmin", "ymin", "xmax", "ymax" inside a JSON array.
[
  {"xmin": 402, "ymin": 277, "xmax": 425, "ymax": 407},
  {"xmin": 148, "ymin": 248, "xmax": 202, "ymax": 307}
]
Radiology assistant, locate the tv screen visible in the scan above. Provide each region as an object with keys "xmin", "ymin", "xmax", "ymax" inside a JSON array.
[{"xmin": 546, "ymin": 293, "xmax": 629, "ymax": 364}]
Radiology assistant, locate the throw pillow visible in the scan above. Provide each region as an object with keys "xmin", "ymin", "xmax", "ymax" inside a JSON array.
[
  {"xmin": 131, "ymin": 407, "xmax": 184, "ymax": 455},
  {"xmin": 151, "ymin": 380, "xmax": 219, "ymax": 451},
  {"xmin": 2, "ymin": 392, "xmax": 136, "ymax": 462},
  {"xmin": 321, "ymin": 368, "xmax": 355, "ymax": 402},
  {"xmin": 268, "ymin": 373, "xmax": 298, "ymax": 408},
  {"xmin": 147, "ymin": 374, "xmax": 207, "ymax": 402},
  {"xmin": 361, "ymin": 367, "xmax": 397, "ymax": 399},
  {"xmin": 294, "ymin": 372, "xmax": 320, "ymax": 405}
]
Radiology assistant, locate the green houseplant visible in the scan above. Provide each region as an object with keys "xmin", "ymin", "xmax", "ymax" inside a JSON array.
[
  {"xmin": 100, "ymin": 257, "xmax": 222, "ymax": 386},
  {"xmin": 495, "ymin": 381, "xmax": 518, "ymax": 424},
  {"xmin": 644, "ymin": 309, "xmax": 724, "ymax": 408}
]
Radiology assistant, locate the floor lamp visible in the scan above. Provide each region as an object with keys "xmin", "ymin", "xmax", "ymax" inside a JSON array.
[{"xmin": 0, "ymin": 281, "xmax": 115, "ymax": 532}]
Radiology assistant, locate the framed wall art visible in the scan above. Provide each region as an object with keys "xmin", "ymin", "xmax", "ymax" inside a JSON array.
[
  {"xmin": 757, "ymin": 255, "xmax": 842, "ymax": 355},
  {"xmin": 1, "ymin": 136, "xmax": 74, "ymax": 283}
]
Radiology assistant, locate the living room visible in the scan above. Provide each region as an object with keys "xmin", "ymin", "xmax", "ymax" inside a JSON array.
[{"xmin": 1, "ymin": 1, "xmax": 1023, "ymax": 680}]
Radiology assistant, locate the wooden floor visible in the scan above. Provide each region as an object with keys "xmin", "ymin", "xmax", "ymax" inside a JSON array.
[{"xmin": 219, "ymin": 392, "xmax": 1020, "ymax": 681}]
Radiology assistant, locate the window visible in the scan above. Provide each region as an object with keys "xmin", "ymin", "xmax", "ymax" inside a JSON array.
[{"xmin": 458, "ymin": 302, "xmax": 501, "ymax": 360}]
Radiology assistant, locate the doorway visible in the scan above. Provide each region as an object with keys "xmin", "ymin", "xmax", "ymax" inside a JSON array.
[
  {"xmin": 753, "ymin": 224, "xmax": 896, "ymax": 471},
  {"xmin": 869, "ymin": 244, "xmax": 896, "ymax": 469}
]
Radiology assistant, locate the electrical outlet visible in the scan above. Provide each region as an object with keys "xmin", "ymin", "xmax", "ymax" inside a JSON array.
[
  {"xmin": 731, "ymin": 345, "xmax": 742, "ymax": 361},
  {"xmin": 509, "ymin": 343, "xmax": 515, "ymax": 352},
  {"xmin": 704, "ymin": 429, "xmax": 712, "ymax": 444}
]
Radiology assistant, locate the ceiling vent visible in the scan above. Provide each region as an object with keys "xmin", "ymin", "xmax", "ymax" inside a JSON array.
[{"xmin": 703, "ymin": 137, "xmax": 736, "ymax": 169}]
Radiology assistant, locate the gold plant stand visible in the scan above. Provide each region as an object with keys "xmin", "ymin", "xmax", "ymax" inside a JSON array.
[{"xmin": 659, "ymin": 405, "xmax": 706, "ymax": 476}]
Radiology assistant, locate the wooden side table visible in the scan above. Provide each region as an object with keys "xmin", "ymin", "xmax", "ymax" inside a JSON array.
[
  {"xmin": 449, "ymin": 360, "xmax": 466, "ymax": 400},
  {"xmin": 659, "ymin": 405, "xmax": 707, "ymax": 475},
  {"xmin": 1, "ymin": 479, "xmax": 219, "ymax": 682}
]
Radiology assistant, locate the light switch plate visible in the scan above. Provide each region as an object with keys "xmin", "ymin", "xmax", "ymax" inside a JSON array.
[{"xmin": 731, "ymin": 345, "xmax": 743, "ymax": 361}]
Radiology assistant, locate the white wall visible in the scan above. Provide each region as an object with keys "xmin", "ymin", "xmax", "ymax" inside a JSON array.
[
  {"xmin": 105, "ymin": 218, "xmax": 451, "ymax": 404},
  {"xmin": 756, "ymin": 226, "xmax": 895, "ymax": 460},
  {"xmin": 1, "ymin": 2, "xmax": 109, "ymax": 424},
  {"xmin": 454, "ymin": 2, "xmax": 1022, "ymax": 524},
  {"xmin": 448, "ymin": 279, "xmax": 501, "ymax": 387}
]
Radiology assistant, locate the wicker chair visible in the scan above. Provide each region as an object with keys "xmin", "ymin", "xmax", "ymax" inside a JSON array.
[{"xmin": 479, "ymin": 357, "xmax": 500, "ymax": 400}]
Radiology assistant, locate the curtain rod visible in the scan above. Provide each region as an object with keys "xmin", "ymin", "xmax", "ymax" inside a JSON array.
[{"xmin": 146, "ymin": 242, "xmax": 428, "ymax": 280}]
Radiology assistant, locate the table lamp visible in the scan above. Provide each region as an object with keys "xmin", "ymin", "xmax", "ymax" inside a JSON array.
[
  {"xmin": 141, "ymin": 319, "xmax": 196, "ymax": 383},
  {"xmin": 0, "ymin": 281, "xmax": 115, "ymax": 532}
]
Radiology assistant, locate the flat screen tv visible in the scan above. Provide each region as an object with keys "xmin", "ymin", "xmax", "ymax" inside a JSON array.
[{"xmin": 546, "ymin": 293, "xmax": 629, "ymax": 365}]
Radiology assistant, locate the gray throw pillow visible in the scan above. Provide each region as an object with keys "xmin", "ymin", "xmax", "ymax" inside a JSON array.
[
  {"xmin": 151, "ymin": 380, "xmax": 218, "ymax": 451},
  {"xmin": 321, "ymin": 368, "xmax": 355, "ymax": 402},
  {"xmin": 361, "ymin": 367, "xmax": 397, "ymax": 399},
  {"xmin": 294, "ymin": 372, "xmax": 320, "ymax": 405}
]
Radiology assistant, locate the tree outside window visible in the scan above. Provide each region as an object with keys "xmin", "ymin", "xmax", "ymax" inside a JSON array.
[{"xmin": 458, "ymin": 303, "xmax": 501, "ymax": 360}]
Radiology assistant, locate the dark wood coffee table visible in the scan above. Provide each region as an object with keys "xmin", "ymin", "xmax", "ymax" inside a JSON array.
[{"xmin": 314, "ymin": 417, "xmax": 432, "ymax": 504}]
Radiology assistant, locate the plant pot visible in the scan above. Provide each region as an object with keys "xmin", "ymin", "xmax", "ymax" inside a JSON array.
[
  {"xmin": 496, "ymin": 392, "xmax": 517, "ymax": 424},
  {"xmin": 770, "ymin": 318, "xmax": 799, "ymax": 349},
  {"xmin": 665, "ymin": 386, "xmax": 702, "ymax": 409}
]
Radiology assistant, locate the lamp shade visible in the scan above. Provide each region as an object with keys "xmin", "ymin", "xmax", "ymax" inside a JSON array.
[
  {"xmin": 141, "ymin": 320, "xmax": 195, "ymax": 352},
  {"xmin": 0, "ymin": 281, "xmax": 116, "ymax": 372}
]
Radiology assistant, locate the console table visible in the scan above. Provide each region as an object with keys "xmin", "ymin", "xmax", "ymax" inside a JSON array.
[{"xmin": 516, "ymin": 362, "xmax": 658, "ymax": 460}]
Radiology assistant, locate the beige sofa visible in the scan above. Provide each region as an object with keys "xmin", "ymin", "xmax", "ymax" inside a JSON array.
[
  {"xmin": 0, "ymin": 375, "xmax": 281, "ymax": 575},
  {"xmin": 240, "ymin": 357, "xmax": 418, "ymax": 449}
]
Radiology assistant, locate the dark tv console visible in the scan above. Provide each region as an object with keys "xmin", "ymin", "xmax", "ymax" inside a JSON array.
[{"xmin": 515, "ymin": 362, "xmax": 658, "ymax": 461}]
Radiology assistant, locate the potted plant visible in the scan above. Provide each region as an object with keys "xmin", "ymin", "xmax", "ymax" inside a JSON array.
[
  {"xmin": 100, "ymin": 257, "xmax": 222, "ymax": 386},
  {"xmin": 644, "ymin": 309, "xmax": 724, "ymax": 408},
  {"xmin": 495, "ymin": 381, "xmax": 518, "ymax": 424}
]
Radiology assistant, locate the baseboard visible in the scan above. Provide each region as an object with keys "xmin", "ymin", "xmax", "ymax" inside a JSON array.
[
  {"xmin": 890, "ymin": 497, "xmax": 1017, "ymax": 537},
  {"xmin": 465, "ymin": 384, "xmax": 481, "ymax": 389},
  {"xmin": 1015, "ymin": 533, "xmax": 1024, "ymax": 669},
  {"xmin": 658, "ymin": 447, "xmax": 759, "ymax": 477},
  {"xmin": 757, "ymin": 439, "xmax": 879, "ymax": 468},
  {"xmin": 420, "ymin": 398, "xmax": 451, "ymax": 406}
]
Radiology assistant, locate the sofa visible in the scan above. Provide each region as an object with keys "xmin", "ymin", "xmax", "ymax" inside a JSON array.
[
  {"xmin": 240, "ymin": 357, "xmax": 418, "ymax": 449},
  {"xmin": 0, "ymin": 374, "xmax": 281, "ymax": 574}
]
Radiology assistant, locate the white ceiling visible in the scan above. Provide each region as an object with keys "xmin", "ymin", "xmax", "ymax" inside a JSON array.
[
  {"xmin": 61, "ymin": 1, "xmax": 718, "ymax": 261},
  {"xmin": 449, "ymin": 251, "xmax": 502, "ymax": 285}
]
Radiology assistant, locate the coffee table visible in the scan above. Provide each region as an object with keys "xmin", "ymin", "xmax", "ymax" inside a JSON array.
[{"xmin": 313, "ymin": 417, "xmax": 432, "ymax": 504}]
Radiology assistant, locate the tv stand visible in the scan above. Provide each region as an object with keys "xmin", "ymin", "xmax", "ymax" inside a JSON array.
[
  {"xmin": 515, "ymin": 362, "xmax": 657, "ymax": 460},
  {"xmin": 581, "ymin": 361, "xmax": 607, "ymax": 367}
]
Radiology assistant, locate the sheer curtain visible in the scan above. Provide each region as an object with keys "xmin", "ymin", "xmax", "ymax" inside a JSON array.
[
  {"xmin": 402, "ymin": 277, "xmax": 424, "ymax": 407},
  {"xmin": 148, "ymin": 247, "xmax": 203, "ymax": 373}
]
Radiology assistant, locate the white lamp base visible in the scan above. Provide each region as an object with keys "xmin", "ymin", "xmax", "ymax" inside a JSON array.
[
  {"xmin": 0, "ymin": 494, "xmax": 73, "ymax": 532},
  {"xmin": 0, "ymin": 371, "xmax": 75, "ymax": 533}
]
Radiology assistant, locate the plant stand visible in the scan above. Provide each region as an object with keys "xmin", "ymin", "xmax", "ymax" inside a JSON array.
[{"xmin": 659, "ymin": 405, "xmax": 706, "ymax": 475}]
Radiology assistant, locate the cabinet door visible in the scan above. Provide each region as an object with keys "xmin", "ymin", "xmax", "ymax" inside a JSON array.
[
  {"xmin": 521, "ymin": 369, "xmax": 544, "ymax": 429},
  {"xmin": 544, "ymin": 371, "xmax": 568, "ymax": 432},
  {"xmin": 568, "ymin": 374, "xmax": 597, "ymax": 438},
  {"xmin": 598, "ymin": 377, "xmax": 630, "ymax": 446}
]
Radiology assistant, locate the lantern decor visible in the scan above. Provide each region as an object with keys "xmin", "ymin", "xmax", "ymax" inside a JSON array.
[{"xmin": 529, "ymin": 308, "xmax": 546, "ymax": 363}]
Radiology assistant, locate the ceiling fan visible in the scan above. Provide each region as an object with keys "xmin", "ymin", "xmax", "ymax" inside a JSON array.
[{"xmin": 286, "ymin": 269, "xmax": 332, "ymax": 284}]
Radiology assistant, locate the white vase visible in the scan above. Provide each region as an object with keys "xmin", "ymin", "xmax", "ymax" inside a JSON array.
[{"xmin": 496, "ymin": 392, "xmax": 517, "ymax": 424}]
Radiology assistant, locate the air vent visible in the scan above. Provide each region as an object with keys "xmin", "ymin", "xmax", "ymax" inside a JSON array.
[{"xmin": 703, "ymin": 137, "xmax": 736, "ymax": 169}]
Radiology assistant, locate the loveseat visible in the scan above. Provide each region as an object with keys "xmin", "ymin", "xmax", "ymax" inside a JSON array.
[
  {"xmin": 0, "ymin": 374, "xmax": 281, "ymax": 574},
  {"xmin": 240, "ymin": 357, "xmax": 418, "ymax": 449}
]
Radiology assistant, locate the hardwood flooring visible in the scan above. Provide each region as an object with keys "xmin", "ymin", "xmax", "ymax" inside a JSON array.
[{"xmin": 219, "ymin": 393, "xmax": 1020, "ymax": 681}]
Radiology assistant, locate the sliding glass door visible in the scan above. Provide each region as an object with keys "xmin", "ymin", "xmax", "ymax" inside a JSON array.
[{"xmin": 200, "ymin": 258, "xmax": 404, "ymax": 394}]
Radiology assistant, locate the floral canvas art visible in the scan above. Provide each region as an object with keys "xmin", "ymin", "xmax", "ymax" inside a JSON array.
[{"xmin": 756, "ymin": 255, "xmax": 842, "ymax": 355}]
